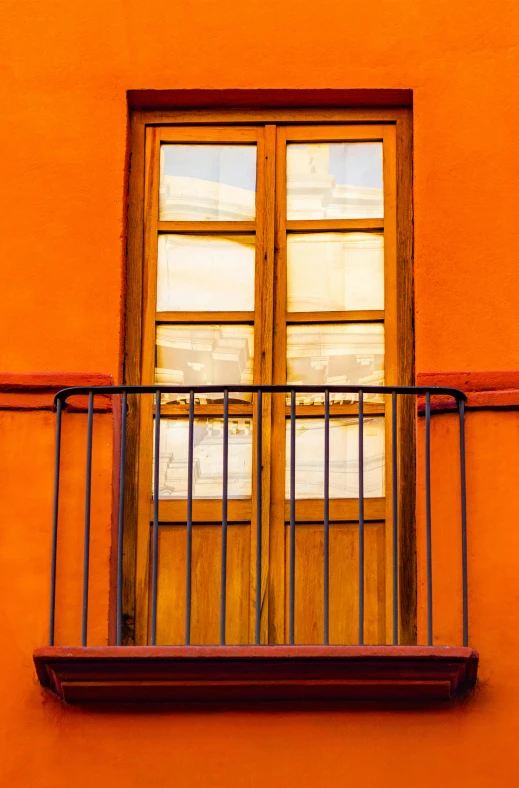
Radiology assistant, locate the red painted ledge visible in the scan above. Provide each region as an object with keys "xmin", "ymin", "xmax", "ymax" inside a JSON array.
[
  {"xmin": 417, "ymin": 371, "xmax": 519, "ymax": 412},
  {"xmin": 34, "ymin": 645, "xmax": 478, "ymax": 704},
  {"xmin": 0, "ymin": 373, "xmax": 113, "ymax": 411}
]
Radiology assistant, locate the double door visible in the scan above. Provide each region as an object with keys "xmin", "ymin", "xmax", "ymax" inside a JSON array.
[{"xmin": 132, "ymin": 120, "xmax": 407, "ymax": 646}]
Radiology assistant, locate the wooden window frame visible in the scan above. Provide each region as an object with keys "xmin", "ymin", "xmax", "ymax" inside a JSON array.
[{"xmin": 123, "ymin": 107, "xmax": 414, "ymax": 646}]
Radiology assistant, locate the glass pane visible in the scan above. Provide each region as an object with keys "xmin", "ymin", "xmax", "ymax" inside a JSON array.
[
  {"xmin": 287, "ymin": 142, "xmax": 383, "ymax": 220},
  {"xmin": 156, "ymin": 418, "xmax": 253, "ymax": 499},
  {"xmin": 285, "ymin": 417, "xmax": 385, "ymax": 498},
  {"xmin": 287, "ymin": 232, "xmax": 384, "ymax": 312},
  {"xmin": 155, "ymin": 324, "xmax": 254, "ymax": 404},
  {"xmin": 160, "ymin": 145, "xmax": 256, "ymax": 221},
  {"xmin": 157, "ymin": 235, "xmax": 255, "ymax": 312},
  {"xmin": 286, "ymin": 323, "xmax": 384, "ymax": 404}
]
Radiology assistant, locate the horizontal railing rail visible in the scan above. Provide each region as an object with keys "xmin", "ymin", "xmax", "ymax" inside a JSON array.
[
  {"xmin": 53, "ymin": 384, "xmax": 468, "ymax": 402},
  {"xmin": 48, "ymin": 385, "xmax": 468, "ymax": 651}
]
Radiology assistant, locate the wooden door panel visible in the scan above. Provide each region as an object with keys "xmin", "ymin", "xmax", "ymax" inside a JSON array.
[
  {"xmin": 284, "ymin": 522, "xmax": 386, "ymax": 645},
  {"xmin": 154, "ymin": 524, "xmax": 251, "ymax": 645}
]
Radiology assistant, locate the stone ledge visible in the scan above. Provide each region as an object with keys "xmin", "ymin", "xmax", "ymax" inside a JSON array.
[
  {"xmin": 417, "ymin": 371, "xmax": 519, "ymax": 412},
  {"xmin": 0, "ymin": 372, "xmax": 113, "ymax": 411}
]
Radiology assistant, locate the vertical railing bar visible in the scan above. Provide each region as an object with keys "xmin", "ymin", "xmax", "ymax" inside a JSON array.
[
  {"xmin": 185, "ymin": 389, "xmax": 194, "ymax": 645},
  {"xmin": 150, "ymin": 390, "xmax": 161, "ymax": 646},
  {"xmin": 392, "ymin": 390, "xmax": 399, "ymax": 645},
  {"xmin": 49, "ymin": 397, "xmax": 63, "ymax": 646},
  {"xmin": 289, "ymin": 389, "xmax": 296, "ymax": 645},
  {"xmin": 425, "ymin": 390, "xmax": 433, "ymax": 646},
  {"xmin": 324, "ymin": 389, "xmax": 330, "ymax": 645},
  {"xmin": 255, "ymin": 389, "xmax": 263, "ymax": 645},
  {"xmin": 81, "ymin": 391, "xmax": 94, "ymax": 648},
  {"xmin": 116, "ymin": 391, "xmax": 127, "ymax": 646},
  {"xmin": 220, "ymin": 389, "xmax": 229, "ymax": 645},
  {"xmin": 358, "ymin": 390, "xmax": 365, "ymax": 646},
  {"xmin": 459, "ymin": 398, "xmax": 469, "ymax": 647}
]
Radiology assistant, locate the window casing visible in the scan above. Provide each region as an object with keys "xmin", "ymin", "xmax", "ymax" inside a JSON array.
[{"xmin": 124, "ymin": 110, "xmax": 414, "ymax": 647}]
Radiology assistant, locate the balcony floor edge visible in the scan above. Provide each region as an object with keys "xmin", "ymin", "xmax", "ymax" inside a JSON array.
[{"xmin": 33, "ymin": 645, "xmax": 478, "ymax": 705}]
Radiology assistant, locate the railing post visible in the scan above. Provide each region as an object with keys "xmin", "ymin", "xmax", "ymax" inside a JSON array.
[
  {"xmin": 358, "ymin": 390, "xmax": 364, "ymax": 646},
  {"xmin": 49, "ymin": 397, "xmax": 62, "ymax": 646},
  {"xmin": 392, "ymin": 390, "xmax": 399, "ymax": 645},
  {"xmin": 185, "ymin": 390, "xmax": 194, "ymax": 646},
  {"xmin": 255, "ymin": 389, "xmax": 263, "ymax": 645},
  {"xmin": 150, "ymin": 391, "xmax": 161, "ymax": 646},
  {"xmin": 324, "ymin": 389, "xmax": 330, "ymax": 645},
  {"xmin": 220, "ymin": 389, "xmax": 229, "ymax": 645},
  {"xmin": 425, "ymin": 391, "xmax": 433, "ymax": 646},
  {"xmin": 289, "ymin": 389, "xmax": 296, "ymax": 646},
  {"xmin": 459, "ymin": 398, "xmax": 469, "ymax": 647},
  {"xmin": 81, "ymin": 391, "xmax": 94, "ymax": 647},
  {"xmin": 116, "ymin": 391, "xmax": 127, "ymax": 646}
]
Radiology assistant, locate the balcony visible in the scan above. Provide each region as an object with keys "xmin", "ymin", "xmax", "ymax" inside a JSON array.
[{"xmin": 33, "ymin": 384, "xmax": 478, "ymax": 704}]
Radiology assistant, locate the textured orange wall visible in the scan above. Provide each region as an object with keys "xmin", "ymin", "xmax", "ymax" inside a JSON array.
[{"xmin": 2, "ymin": 0, "xmax": 519, "ymax": 785}]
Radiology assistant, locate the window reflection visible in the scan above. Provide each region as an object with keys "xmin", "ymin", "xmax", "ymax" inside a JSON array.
[
  {"xmin": 155, "ymin": 418, "xmax": 253, "ymax": 499},
  {"xmin": 157, "ymin": 235, "xmax": 255, "ymax": 313},
  {"xmin": 287, "ymin": 232, "xmax": 384, "ymax": 312},
  {"xmin": 155, "ymin": 324, "xmax": 254, "ymax": 404},
  {"xmin": 285, "ymin": 417, "xmax": 385, "ymax": 498},
  {"xmin": 287, "ymin": 143, "xmax": 383, "ymax": 220},
  {"xmin": 160, "ymin": 145, "xmax": 257, "ymax": 221},
  {"xmin": 286, "ymin": 323, "xmax": 384, "ymax": 404}
]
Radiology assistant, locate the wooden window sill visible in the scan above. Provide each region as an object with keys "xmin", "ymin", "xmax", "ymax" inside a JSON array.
[{"xmin": 34, "ymin": 645, "xmax": 478, "ymax": 705}]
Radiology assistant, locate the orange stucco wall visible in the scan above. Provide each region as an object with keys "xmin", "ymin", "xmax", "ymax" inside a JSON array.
[{"xmin": 2, "ymin": 0, "xmax": 519, "ymax": 785}]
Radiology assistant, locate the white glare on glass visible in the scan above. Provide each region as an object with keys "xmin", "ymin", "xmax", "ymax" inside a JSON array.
[
  {"xmin": 287, "ymin": 233, "xmax": 384, "ymax": 312},
  {"xmin": 155, "ymin": 418, "xmax": 253, "ymax": 499},
  {"xmin": 160, "ymin": 145, "xmax": 257, "ymax": 221},
  {"xmin": 157, "ymin": 235, "xmax": 255, "ymax": 312},
  {"xmin": 286, "ymin": 417, "xmax": 385, "ymax": 499},
  {"xmin": 155, "ymin": 324, "xmax": 254, "ymax": 404},
  {"xmin": 286, "ymin": 323, "xmax": 384, "ymax": 404},
  {"xmin": 287, "ymin": 143, "xmax": 383, "ymax": 219}
]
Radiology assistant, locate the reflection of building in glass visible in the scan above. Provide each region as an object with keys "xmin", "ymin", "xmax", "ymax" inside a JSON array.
[
  {"xmin": 286, "ymin": 324, "xmax": 384, "ymax": 404},
  {"xmin": 156, "ymin": 418, "xmax": 253, "ymax": 499},
  {"xmin": 157, "ymin": 235, "xmax": 255, "ymax": 313},
  {"xmin": 287, "ymin": 233, "xmax": 384, "ymax": 313},
  {"xmin": 287, "ymin": 143, "xmax": 384, "ymax": 219},
  {"xmin": 285, "ymin": 418, "xmax": 385, "ymax": 498},
  {"xmin": 159, "ymin": 145, "xmax": 257, "ymax": 221},
  {"xmin": 160, "ymin": 176, "xmax": 256, "ymax": 221},
  {"xmin": 155, "ymin": 324, "xmax": 254, "ymax": 404}
]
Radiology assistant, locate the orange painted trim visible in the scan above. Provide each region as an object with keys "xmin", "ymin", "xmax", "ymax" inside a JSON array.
[
  {"xmin": 0, "ymin": 372, "xmax": 113, "ymax": 411},
  {"xmin": 417, "ymin": 371, "xmax": 519, "ymax": 411},
  {"xmin": 34, "ymin": 645, "xmax": 478, "ymax": 704}
]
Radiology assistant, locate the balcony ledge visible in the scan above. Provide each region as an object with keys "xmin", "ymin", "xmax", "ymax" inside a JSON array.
[{"xmin": 34, "ymin": 645, "xmax": 478, "ymax": 705}]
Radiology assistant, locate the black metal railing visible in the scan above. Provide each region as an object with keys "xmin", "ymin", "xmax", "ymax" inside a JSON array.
[{"xmin": 48, "ymin": 384, "xmax": 468, "ymax": 649}]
